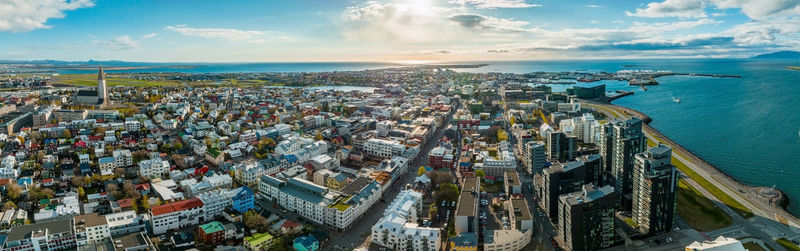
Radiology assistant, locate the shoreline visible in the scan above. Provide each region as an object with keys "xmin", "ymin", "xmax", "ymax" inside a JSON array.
[{"xmin": 592, "ymin": 98, "xmax": 800, "ymax": 227}]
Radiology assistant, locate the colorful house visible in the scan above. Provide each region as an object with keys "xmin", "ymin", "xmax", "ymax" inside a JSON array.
[
  {"xmin": 230, "ymin": 186, "xmax": 255, "ymax": 214},
  {"xmin": 244, "ymin": 232, "xmax": 274, "ymax": 251},
  {"xmin": 292, "ymin": 235, "xmax": 319, "ymax": 251},
  {"xmin": 449, "ymin": 232, "xmax": 478, "ymax": 251},
  {"xmin": 197, "ymin": 221, "xmax": 225, "ymax": 244}
]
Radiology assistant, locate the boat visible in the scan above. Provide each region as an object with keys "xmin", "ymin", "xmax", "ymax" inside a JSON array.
[{"xmin": 673, "ymin": 98, "xmax": 681, "ymax": 103}]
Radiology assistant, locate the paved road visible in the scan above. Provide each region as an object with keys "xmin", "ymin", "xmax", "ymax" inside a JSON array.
[
  {"xmin": 583, "ymin": 101, "xmax": 789, "ymax": 251},
  {"xmin": 323, "ymin": 102, "xmax": 459, "ymax": 251}
]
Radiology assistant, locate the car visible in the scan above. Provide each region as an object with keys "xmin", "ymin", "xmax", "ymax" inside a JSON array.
[
  {"xmin": 441, "ymin": 201, "xmax": 446, "ymax": 207},
  {"xmin": 451, "ymin": 201, "xmax": 456, "ymax": 207}
]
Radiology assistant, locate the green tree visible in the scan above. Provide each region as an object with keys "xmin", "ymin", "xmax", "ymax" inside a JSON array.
[
  {"xmin": 2, "ymin": 201, "xmax": 17, "ymax": 210},
  {"xmin": 417, "ymin": 166, "xmax": 427, "ymax": 176},
  {"xmin": 434, "ymin": 183, "xmax": 460, "ymax": 203},
  {"xmin": 6, "ymin": 183, "xmax": 21, "ymax": 200},
  {"xmin": 62, "ymin": 129, "xmax": 71, "ymax": 138},
  {"xmin": 475, "ymin": 169, "xmax": 486, "ymax": 179}
]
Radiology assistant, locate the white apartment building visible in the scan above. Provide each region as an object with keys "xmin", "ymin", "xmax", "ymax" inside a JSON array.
[
  {"xmin": 98, "ymin": 157, "xmax": 115, "ymax": 176},
  {"xmin": 138, "ymin": 157, "xmax": 170, "ymax": 179},
  {"xmin": 198, "ymin": 190, "xmax": 232, "ymax": 220},
  {"xmin": 363, "ymin": 138, "xmax": 406, "ymax": 158},
  {"xmin": 149, "ymin": 198, "xmax": 204, "ymax": 234},
  {"xmin": 259, "ymin": 176, "xmax": 335, "ymax": 225},
  {"xmin": 239, "ymin": 131, "xmax": 257, "ymax": 144},
  {"xmin": 483, "ymin": 229, "xmax": 532, "ymax": 251},
  {"xmin": 479, "ymin": 150, "xmax": 517, "ymax": 177},
  {"xmin": 234, "ymin": 161, "xmax": 266, "ymax": 186},
  {"xmin": 74, "ymin": 213, "xmax": 110, "ymax": 245},
  {"xmin": 559, "ymin": 113, "xmax": 599, "ymax": 144},
  {"xmin": 113, "ymin": 149, "xmax": 133, "ymax": 168},
  {"xmin": 124, "ymin": 120, "xmax": 140, "ymax": 131},
  {"xmin": 371, "ymin": 190, "xmax": 441, "ymax": 251},
  {"xmin": 104, "ymin": 210, "xmax": 146, "ymax": 236}
]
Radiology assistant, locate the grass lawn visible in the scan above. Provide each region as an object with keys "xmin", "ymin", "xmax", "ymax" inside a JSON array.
[
  {"xmin": 777, "ymin": 238, "xmax": 800, "ymax": 251},
  {"xmin": 55, "ymin": 74, "xmax": 179, "ymax": 87},
  {"xmin": 623, "ymin": 216, "xmax": 639, "ymax": 229},
  {"xmin": 742, "ymin": 241, "xmax": 769, "ymax": 251},
  {"xmin": 676, "ymin": 180, "xmax": 733, "ymax": 231},
  {"xmin": 647, "ymin": 133, "xmax": 754, "ymax": 218}
]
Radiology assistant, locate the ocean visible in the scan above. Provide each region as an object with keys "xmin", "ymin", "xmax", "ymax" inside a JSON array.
[{"xmin": 36, "ymin": 59, "xmax": 800, "ymax": 214}]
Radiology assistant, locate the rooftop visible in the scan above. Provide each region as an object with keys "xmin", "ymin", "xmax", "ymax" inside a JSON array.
[
  {"xmin": 505, "ymin": 171, "xmax": 520, "ymax": 186},
  {"xmin": 456, "ymin": 176, "xmax": 479, "ymax": 217},
  {"xmin": 150, "ymin": 198, "xmax": 203, "ymax": 216},
  {"xmin": 245, "ymin": 232, "xmax": 274, "ymax": 246},
  {"xmin": 199, "ymin": 221, "xmax": 225, "ymax": 234},
  {"xmin": 509, "ymin": 199, "xmax": 532, "ymax": 221}
]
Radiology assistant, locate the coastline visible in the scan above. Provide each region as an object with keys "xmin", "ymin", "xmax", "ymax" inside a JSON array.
[{"xmin": 591, "ymin": 99, "xmax": 800, "ymax": 228}]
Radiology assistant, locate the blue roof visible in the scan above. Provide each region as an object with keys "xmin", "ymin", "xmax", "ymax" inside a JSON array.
[
  {"xmin": 98, "ymin": 157, "xmax": 115, "ymax": 164},
  {"xmin": 293, "ymin": 235, "xmax": 319, "ymax": 249},
  {"xmin": 17, "ymin": 178, "xmax": 32, "ymax": 185},
  {"xmin": 285, "ymin": 154, "xmax": 298, "ymax": 163}
]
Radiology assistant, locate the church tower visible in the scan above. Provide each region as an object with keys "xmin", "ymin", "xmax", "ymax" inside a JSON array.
[{"xmin": 98, "ymin": 66, "xmax": 109, "ymax": 106}]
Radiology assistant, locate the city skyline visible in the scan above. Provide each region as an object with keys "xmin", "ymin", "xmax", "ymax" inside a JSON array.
[{"xmin": 1, "ymin": 0, "xmax": 799, "ymax": 62}]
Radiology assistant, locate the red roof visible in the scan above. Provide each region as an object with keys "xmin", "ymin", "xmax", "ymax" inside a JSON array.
[
  {"xmin": 118, "ymin": 198, "xmax": 133, "ymax": 208},
  {"xmin": 151, "ymin": 198, "xmax": 203, "ymax": 216},
  {"xmin": 136, "ymin": 183, "xmax": 151, "ymax": 190},
  {"xmin": 282, "ymin": 220, "xmax": 300, "ymax": 229}
]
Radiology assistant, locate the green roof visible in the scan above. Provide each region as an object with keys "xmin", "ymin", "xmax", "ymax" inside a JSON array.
[
  {"xmin": 327, "ymin": 196, "xmax": 351, "ymax": 211},
  {"xmin": 245, "ymin": 232, "xmax": 274, "ymax": 246},
  {"xmin": 207, "ymin": 148, "xmax": 221, "ymax": 157},
  {"xmin": 199, "ymin": 221, "xmax": 225, "ymax": 234}
]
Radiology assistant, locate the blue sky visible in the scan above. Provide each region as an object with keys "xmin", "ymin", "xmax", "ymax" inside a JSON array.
[{"xmin": 0, "ymin": 0, "xmax": 798, "ymax": 62}]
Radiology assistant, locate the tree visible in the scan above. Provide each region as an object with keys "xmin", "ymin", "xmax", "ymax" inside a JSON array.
[
  {"xmin": 417, "ymin": 166, "xmax": 427, "ymax": 176},
  {"xmin": 428, "ymin": 204, "xmax": 438, "ymax": 219},
  {"xmin": 123, "ymin": 181, "xmax": 139, "ymax": 199},
  {"xmin": 2, "ymin": 201, "xmax": 17, "ymax": 210},
  {"xmin": 62, "ymin": 129, "xmax": 71, "ymax": 138},
  {"xmin": 78, "ymin": 187, "xmax": 86, "ymax": 199},
  {"xmin": 427, "ymin": 170, "xmax": 454, "ymax": 187},
  {"xmin": 6, "ymin": 183, "xmax": 21, "ymax": 200},
  {"xmin": 434, "ymin": 183, "xmax": 460, "ymax": 203},
  {"xmin": 244, "ymin": 210, "xmax": 270, "ymax": 233},
  {"xmin": 497, "ymin": 129, "xmax": 509, "ymax": 141},
  {"xmin": 71, "ymin": 176, "xmax": 84, "ymax": 187},
  {"xmin": 509, "ymin": 116, "xmax": 516, "ymax": 125},
  {"xmin": 114, "ymin": 168, "xmax": 126, "ymax": 178},
  {"xmin": 315, "ymin": 132, "xmax": 323, "ymax": 141},
  {"xmin": 106, "ymin": 184, "xmax": 120, "ymax": 199},
  {"xmin": 475, "ymin": 169, "xmax": 486, "ymax": 179}
]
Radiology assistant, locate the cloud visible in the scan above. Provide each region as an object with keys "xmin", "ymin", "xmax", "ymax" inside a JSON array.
[
  {"xmin": 342, "ymin": 1, "xmax": 456, "ymax": 43},
  {"xmin": 435, "ymin": 50, "xmax": 451, "ymax": 54},
  {"xmin": 93, "ymin": 35, "xmax": 138, "ymax": 50},
  {"xmin": 626, "ymin": 0, "xmax": 707, "ymax": 18},
  {"xmin": 449, "ymin": 0, "xmax": 541, "ymax": 9},
  {"xmin": 165, "ymin": 25, "xmax": 289, "ymax": 43},
  {"xmin": 584, "ymin": 4, "xmax": 603, "ymax": 8},
  {"xmin": 0, "ymin": 0, "xmax": 95, "ymax": 32},
  {"xmin": 448, "ymin": 14, "xmax": 531, "ymax": 31},
  {"xmin": 576, "ymin": 36, "xmax": 735, "ymax": 51},
  {"xmin": 487, "ymin": 49, "xmax": 509, "ymax": 53},
  {"xmin": 142, "ymin": 33, "xmax": 158, "ymax": 39},
  {"xmin": 627, "ymin": 0, "xmax": 800, "ymax": 20}
]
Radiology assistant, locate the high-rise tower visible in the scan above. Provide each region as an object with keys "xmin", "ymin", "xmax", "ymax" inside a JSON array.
[{"xmin": 98, "ymin": 66, "xmax": 109, "ymax": 106}]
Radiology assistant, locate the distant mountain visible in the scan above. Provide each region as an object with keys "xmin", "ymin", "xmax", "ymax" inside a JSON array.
[{"xmin": 752, "ymin": 51, "xmax": 800, "ymax": 59}]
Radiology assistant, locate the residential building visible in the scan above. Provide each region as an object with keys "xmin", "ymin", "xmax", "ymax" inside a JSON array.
[
  {"xmin": 632, "ymin": 144, "xmax": 679, "ymax": 235},
  {"xmin": 230, "ymin": 186, "xmax": 255, "ymax": 214},
  {"xmin": 149, "ymin": 198, "xmax": 205, "ymax": 234},
  {"xmin": 685, "ymin": 236, "xmax": 746, "ymax": 251},
  {"xmin": 3, "ymin": 219, "xmax": 76, "ymax": 251},
  {"xmin": 234, "ymin": 161, "xmax": 266, "ymax": 186},
  {"xmin": 371, "ymin": 190, "xmax": 441, "ymax": 251},
  {"xmin": 504, "ymin": 171, "xmax": 522, "ymax": 195},
  {"xmin": 197, "ymin": 221, "xmax": 226, "ymax": 244},
  {"xmin": 449, "ymin": 232, "xmax": 478, "ymax": 251},
  {"xmin": 603, "ymin": 118, "xmax": 647, "ymax": 209},
  {"xmin": 506, "ymin": 198, "xmax": 533, "ymax": 231},
  {"xmin": 104, "ymin": 210, "xmax": 146, "ymax": 236},
  {"xmin": 455, "ymin": 177, "xmax": 479, "ymax": 234},
  {"xmin": 74, "ymin": 213, "xmax": 110, "ymax": 245},
  {"xmin": 244, "ymin": 232, "xmax": 274, "ymax": 251},
  {"xmin": 138, "ymin": 157, "xmax": 170, "ymax": 179},
  {"xmin": 98, "ymin": 157, "xmax": 115, "ymax": 176},
  {"xmin": 524, "ymin": 141, "xmax": 546, "ymax": 174},
  {"xmin": 558, "ymin": 184, "xmax": 617, "ymax": 251},
  {"xmin": 483, "ymin": 229, "xmax": 532, "ymax": 251},
  {"xmin": 546, "ymin": 131, "xmax": 576, "ymax": 163},
  {"xmin": 363, "ymin": 138, "xmax": 405, "ymax": 158},
  {"xmin": 199, "ymin": 190, "xmax": 232, "ymax": 220},
  {"xmin": 293, "ymin": 235, "xmax": 320, "ymax": 251},
  {"xmin": 113, "ymin": 149, "xmax": 133, "ymax": 168},
  {"xmin": 539, "ymin": 161, "xmax": 587, "ymax": 220}
]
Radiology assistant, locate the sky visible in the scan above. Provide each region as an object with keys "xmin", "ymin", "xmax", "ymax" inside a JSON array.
[{"xmin": 0, "ymin": 0, "xmax": 799, "ymax": 62}]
